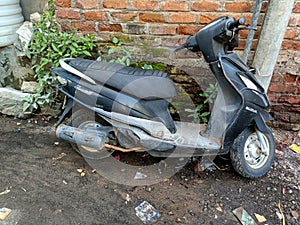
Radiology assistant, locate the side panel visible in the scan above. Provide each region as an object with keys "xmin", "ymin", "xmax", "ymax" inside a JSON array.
[
  {"xmin": 53, "ymin": 68, "xmax": 176, "ymax": 133},
  {"xmin": 204, "ymin": 61, "xmax": 242, "ymax": 146}
]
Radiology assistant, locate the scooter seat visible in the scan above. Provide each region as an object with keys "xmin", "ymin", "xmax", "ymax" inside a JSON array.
[{"xmin": 68, "ymin": 59, "xmax": 176, "ymax": 99}]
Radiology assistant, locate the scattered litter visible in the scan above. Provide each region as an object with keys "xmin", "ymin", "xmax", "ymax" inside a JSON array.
[
  {"xmin": 0, "ymin": 189, "xmax": 10, "ymax": 196},
  {"xmin": 15, "ymin": 128, "xmax": 21, "ymax": 133},
  {"xmin": 21, "ymin": 187, "xmax": 27, "ymax": 192},
  {"xmin": 275, "ymin": 149, "xmax": 283, "ymax": 155},
  {"xmin": 16, "ymin": 122, "xmax": 21, "ymax": 126},
  {"xmin": 175, "ymin": 217, "xmax": 183, "ymax": 223},
  {"xmin": 55, "ymin": 208, "xmax": 63, "ymax": 214},
  {"xmin": 277, "ymin": 201, "xmax": 286, "ymax": 225},
  {"xmin": 276, "ymin": 211, "xmax": 283, "ymax": 220},
  {"xmin": 114, "ymin": 154, "xmax": 120, "ymax": 161},
  {"xmin": 63, "ymin": 180, "xmax": 68, "ymax": 185},
  {"xmin": 134, "ymin": 172, "xmax": 148, "ymax": 180},
  {"xmin": 232, "ymin": 206, "xmax": 257, "ymax": 225},
  {"xmin": 77, "ymin": 168, "xmax": 86, "ymax": 177},
  {"xmin": 135, "ymin": 200, "xmax": 160, "ymax": 224},
  {"xmin": 282, "ymin": 187, "xmax": 286, "ymax": 195},
  {"xmin": 289, "ymin": 144, "xmax": 300, "ymax": 154},
  {"xmin": 52, "ymin": 153, "xmax": 66, "ymax": 160},
  {"xmin": 197, "ymin": 157, "xmax": 215, "ymax": 172},
  {"xmin": 125, "ymin": 194, "xmax": 131, "ymax": 204},
  {"xmin": 92, "ymin": 169, "xmax": 97, "ymax": 173},
  {"xmin": 254, "ymin": 213, "xmax": 267, "ymax": 223},
  {"xmin": 54, "ymin": 142, "xmax": 59, "ymax": 146},
  {"xmin": 0, "ymin": 207, "xmax": 12, "ymax": 221},
  {"xmin": 215, "ymin": 204, "xmax": 223, "ymax": 212},
  {"xmin": 290, "ymin": 210, "xmax": 299, "ymax": 220}
]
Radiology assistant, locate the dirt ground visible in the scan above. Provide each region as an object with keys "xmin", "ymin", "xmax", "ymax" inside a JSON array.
[{"xmin": 0, "ymin": 115, "xmax": 299, "ymax": 225}]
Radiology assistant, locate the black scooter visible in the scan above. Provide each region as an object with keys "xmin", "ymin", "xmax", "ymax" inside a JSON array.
[{"xmin": 52, "ymin": 16, "xmax": 275, "ymax": 179}]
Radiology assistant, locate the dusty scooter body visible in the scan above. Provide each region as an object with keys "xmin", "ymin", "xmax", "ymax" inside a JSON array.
[{"xmin": 52, "ymin": 16, "xmax": 275, "ymax": 179}]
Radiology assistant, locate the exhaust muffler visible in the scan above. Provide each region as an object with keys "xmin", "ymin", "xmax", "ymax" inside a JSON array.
[{"xmin": 56, "ymin": 124, "xmax": 107, "ymax": 149}]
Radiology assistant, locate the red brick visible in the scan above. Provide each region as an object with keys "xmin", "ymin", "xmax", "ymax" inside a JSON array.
[
  {"xmin": 239, "ymin": 29, "xmax": 260, "ymax": 39},
  {"xmin": 284, "ymin": 29, "xmax": 298, "ymax": 39},
  {"xmin": 272, "ymin": 105, "xmax": 290, "ymax": 112},
  {"xmin": 139, "ymin": 13, "xmax": 165, "ymax": 23},
  {"xmin": 99, "ymin": 24, "xmax": 123, "ymax": 32},
  {"xmin": 293, "ymin": 2, "xmax": 300, "ymax": 13},
  {"xmin": 59, "ymin": 20, "xmax": 72, "ymax": 32},
  {"xmin": 169, "ymin": 13, "xmax": 197, "ymax": 23},
  {"xmin": 131, "ymin": 0, "xmax": 158, "ymax": 10},
  {"xmin": 72, "ymin": 21, "xmax": 96, "ymax": 31},
  {"xmin": 54, "ymin": 0, "xmax": 71, "ymax": 8},
  {"xmin": 178, "ymin": 25, "xmax": 201, "ymax": 35},
  {"xmin": 75, "ymin": 0, "xmax": 98, "ymax": 8},
  {"xmin": 267, "ymin": 93, "xmax": 277, "ymax": 102},
  {"xmin": 161, "ymin": 2, "xmax": 188, "ymax": 11},
  {"xmin": 269, "ymin": 84, "xmax": 286, "ymax": 93},
  {"xmin": 150, "ymin": 25, "xmax": 177, "ymax": 35},
  {"xmin": 84, "ymin": 11, "xmax": 107, "ymax": 21},
  {"xmin": 56, "ymin": 9, "xmax": 80, "ymax": 20},
  {"xmin": 274, "ymin": 113, "xmax": 290, "ymax": 123},
  {"xmin": 103, "ymin": 0, "xmax": 127, "ymax": 9},
  {"xmin": 281, "ymin": 40, "xmax": 300, "ymax": 50},
  {"xmin": 278, "ymin": 95, "xmax": 300, "ymax": 104},
  {"xmin": 126, "ymin": 24, "xmax": 147, "ymax": 34},
  {"xmin": 225, "ymin": 2, "xmax": 252, "ymax": 12},
  {"xmin": 290, "ymin": 113, "xmax": 300, "ymax": 123},
  {"xmin": 111, "ymin": 13, "xmax": 137, "ymax": 22},
  {"xmin": 284, "ymin": 74, "xmax": 297, "ymax": 83},
  {"xmin": 199, "ymin": 14, "xmax": 222, "ymax": 24},
  {"xmin": 192, "ymin": 1, "xmax": 219, "ymax": 12}
]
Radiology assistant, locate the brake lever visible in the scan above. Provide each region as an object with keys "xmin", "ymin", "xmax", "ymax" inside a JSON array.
[{"xmin": 235, "ymin": 26, "xmax": 257, "ymax": 32}]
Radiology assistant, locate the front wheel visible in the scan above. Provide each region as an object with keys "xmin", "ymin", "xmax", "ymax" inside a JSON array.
[{"xmin": 230, "ymin": 127, "xmax": 275, "ymax": 179}]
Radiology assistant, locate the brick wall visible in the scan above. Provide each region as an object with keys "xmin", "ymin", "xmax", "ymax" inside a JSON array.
[
  {"xmin": 54, "ymin": 0, "xmax": 300, "ymax": 130},
  {"xmin": 269, "ymin": 1, "xmax": 300, "ymax": 130}
]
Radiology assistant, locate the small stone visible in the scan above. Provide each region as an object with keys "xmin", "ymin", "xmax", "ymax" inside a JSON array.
[
  {"xmin": 176, "ymin": 218, "xmax": 182, "ymax": 223},
  {"xmin": 146, "ymin": 187, "xmax": 152, "ymax": 192},
  {"xmin": 30, "ymin": 12, "xmax": 41, "ymax": 24},
  {"xmin": 0, "ymin": 87, "xmax": 30, "ymax": 117},
  {"xmin": 21, "ymin": 81, "xmax": 38, "ymax": 93}
]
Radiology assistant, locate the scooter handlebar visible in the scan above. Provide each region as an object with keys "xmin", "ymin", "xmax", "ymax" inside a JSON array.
[{"xmin": 227, "ymin": 18, "xmax": 245, "ymax": 30}]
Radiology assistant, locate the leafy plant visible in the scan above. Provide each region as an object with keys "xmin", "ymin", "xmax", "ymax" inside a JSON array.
[
  {"xmin": 24, "ymin": 0, "xmax": 96, "ymax": 113},
  {"xmin": 97, "ymin": 37, "xmax": 131, "ymax": 66},
  {"xmin": 185, "ymin": 83, "xmax": 218, "ymax": 123}
]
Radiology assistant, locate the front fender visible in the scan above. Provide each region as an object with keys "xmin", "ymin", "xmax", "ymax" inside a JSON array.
[
  {"xmin": 254, "ymin": 111, "xmax": 272, "ymax": 134},
  {"xmin": 223, "ymin": 107, "xmax": 272, "ymax": 153}
]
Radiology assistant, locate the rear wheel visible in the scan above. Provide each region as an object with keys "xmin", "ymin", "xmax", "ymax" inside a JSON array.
[
  {"xmin": 70, "ymin": 108, "xmax": 114, "ymax": 159},
  {"xmin": 230, "ymin": 127, "xmax": 275, "ymax": 179}
]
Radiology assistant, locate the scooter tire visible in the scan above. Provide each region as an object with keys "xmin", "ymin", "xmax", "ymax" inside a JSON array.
[
  {"xmin": 230, "ymin": 126, "xmax": 275, "ymax": 179},
  {"xmin": 70, "ymin": 108, "xmax": 113, "ymax": 160}
]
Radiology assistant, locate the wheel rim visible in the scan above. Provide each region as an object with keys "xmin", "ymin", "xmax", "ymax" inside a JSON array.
[
  {"xmin": 243, "ymin": 132, "xmax": 270, "ymax": 169},
  {"xmin": 78, "ymin": 121, "xmax": 105, "ymax": 153}
]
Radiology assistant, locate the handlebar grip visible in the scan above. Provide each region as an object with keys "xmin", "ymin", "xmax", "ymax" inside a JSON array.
[{"xmin": 227, "ymin": 18, "xmax": 246, "ymax": 30}]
